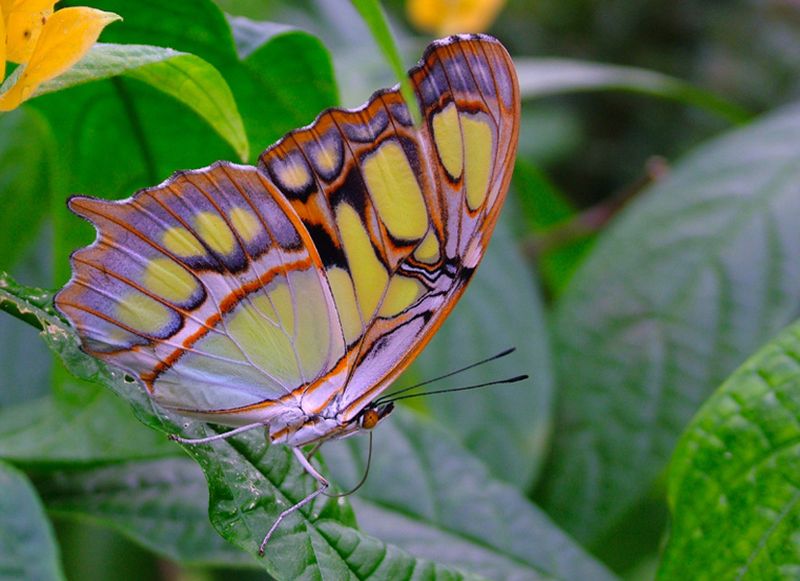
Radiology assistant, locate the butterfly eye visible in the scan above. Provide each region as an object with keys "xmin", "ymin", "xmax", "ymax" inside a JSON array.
[{"xmin": 359, "ymin": 408, "xmax": 381, "ymax": 430}]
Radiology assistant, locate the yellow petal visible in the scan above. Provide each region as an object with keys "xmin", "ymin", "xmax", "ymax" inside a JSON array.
[
  {"xmin": 4, "ymin": 0, "xmax": 58, "ymax": 64},
  {"xmin": 1, "ymin": 4, "xmax": 7, "ymax": 82},
  {"xmin": 407, "ymin": 0, "xmax": 506, "ymax": 35},
  {"xmin": 0, "ymin": 7, "xmax": 120, "ymax": 111}
]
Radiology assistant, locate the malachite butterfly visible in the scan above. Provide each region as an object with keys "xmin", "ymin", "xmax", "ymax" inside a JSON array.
[{"xmin": 55, "ymin": 33, "xmax": 520, "ymax": 551}]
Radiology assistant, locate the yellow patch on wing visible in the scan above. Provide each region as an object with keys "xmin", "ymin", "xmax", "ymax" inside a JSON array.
[
  {"xmin": 336, "ymin": 203, "xmax": 389, "ymax": 319},
  {"xmin": 362, "ymin": 141, "xmax": 428, "ymax": 241},
  {"xmin": 414, "ymin": 229, "xmax": 441, "ymax": 264},
  {"xmin": 196, "ymin": 332, "xmax": 246, "ymax": 361},
  {"xmin": 229, "ymin": 207, "xmax": 261, "ymax": 243},
  {"xmin": 162, "ymin": 227, "xmax": 205, "ymax": 258},
  {"xmin": 313, "ymin": 143, "xmax": 341, "ymax": 174},
  {"xmin": 222, "ymin": 269, "xmax": 334, "ymax": 385},
  {"xmin": 107, "ymin": 326, "xmax": 135, "ymax": 347},
  {"xmin": 116, "ymin": 292, "xmax": 172, "ymax": 335},
  {"xmin": 265, "ymin": 281, "xmax": 295, "ymax": 337},
  {"xmin": 327, "ymin": 266, "xmax": 362, "ymax": 345},
  {"xmin": 290, "ymin": 269, "xmax": 333, "ymax": 380},
  {"xmin": 195, "ymin": 212, "xmax": 235, "ymax": 255},
  {"xmin": 462, "ymin": 115, "xmax": 494, "ymax": 210},
  {"xmin": 227, "ymin": 294, "xmax": 300, "ymax": 384},
  {"xmin": 143, "ymin": 257, "xmax": 198, "ymax": 304},
  {"xmin": 432, "ymin": 103, "xmax": 463, "ymax": 179},
  {"xmin": 275, "ymin": 158, "xmax": 311, "ymax": 190},
  {"xmin": 379, "ymin": 275, "xmax": 423, "ymax": 317}
]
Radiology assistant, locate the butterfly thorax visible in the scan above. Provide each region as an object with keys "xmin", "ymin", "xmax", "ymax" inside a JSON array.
[{"xmin": 271, "ymin": 398, "xmax": 395, "ymax": 447}]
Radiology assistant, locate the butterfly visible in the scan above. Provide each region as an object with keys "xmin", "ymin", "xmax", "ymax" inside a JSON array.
[{"xmin": 54, "ymin": 33, "xmax": 520, "ymax": 552}]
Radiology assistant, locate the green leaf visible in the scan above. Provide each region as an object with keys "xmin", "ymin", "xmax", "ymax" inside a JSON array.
[
  {"xmin": 225, "ymin": 20, "xmax": 339, "ymax": 154},
  {"xmin": 538, "ymin": 103, "xmax": 800, "ymax": 545},
  {"xmin": 324, "ymin": 409, "xmax": 618, "ymax": 581},
  {"xmin": 0, "ymin": 317, "xmax": 52, "ymax": 408},
  {"xmin": 84, "ymin": 0, "xmax": 239, "ymax": 69},
  {"xmin": 515, "ymin": 58, "xmax": 751, "ymax": 123},
  {"xmin": 124, "ymin": 55, "xmax": 248, "ymax": 162},
  {"xmin": 194, "ymin": 428, "xmax": 480, "ymax": 579},
  {"xmin": 0, "ymin": 392, "xmax": 178, "ymax": 465},
  {"xmin": 0, "ymin": 273, "xmax": 58, "ymax": 328},
  {"xmin": 660, "ymin": 320, "xmax": 800, "ymax": 579},
  {"xmin": 348, "ymin": 0, "xmax": 421, "ymax": 125},
  {"xmin": 226, "ymin": 16, "xmax": 294, "ymax": 59},
  {"xmin": 80, "ymin": 49, "xmax": 241, "ymax": 155},
  {"xmin": 81, "ymin": 0, "xmax": 338, "ymax": 159},
  {"xmin": 1, "ymin": 241, "xmax": 55, "ymax": 408},
  {"xmin": 33, "ymin": 458, "xmax": 257, "ymax": 568},
  {"xmin": 410, "ymin": 215, "xmax": 554, "ymax": 487},
  {"xmin": 35, "ymin": 44, "xmax": 248, "ymax": 161},
  {"xmin": 0, "ymin": 461, "xmax": 64, "ymax": 581},
  {"xmin": 0, "ymin": 273, "xmax": 481, "ymax": 578},
  {"xmin": 0, "ymin": 108, "xmax": 55, "ymax": 274},
  {"xmin": 0, "ymin": 273, "xmax": 178, "ymax": 464}
]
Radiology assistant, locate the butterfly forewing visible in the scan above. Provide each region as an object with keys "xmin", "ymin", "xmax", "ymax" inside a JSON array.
[
  {"xmin": 258, "ymin": 35, "xmax": 520, "ymax": 421},
  {"xmin": 55, "ymin": 34, "xmax": 520, "ymax": 444}
]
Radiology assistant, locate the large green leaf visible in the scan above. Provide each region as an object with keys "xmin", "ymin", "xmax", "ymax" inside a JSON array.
[
  {"xmin": 538, "ymin": 103, "xmax": 800, "ymax": 545},
  {"xmin": 0, "ymin": 461, "xmax": 64, "ymax": 581},
  {"xmin": 33, "ymin": 458, "xmax": 257, "ymax": 568},
  {"xmin": 225, "ymin": 18, "xmax": 339, "ymax": 155},
  {"xmin": 0, "ymin": 392, "xmax": 177, "ymax": 465},
  {"xmin": 0, "ymin": 273, "xmax": 481, "ymax": 579},
  {"xmin": 324, "ymin": 409, "xmax": 617, "ymax": 581},
  {"xmin": 660, "ymin": 319, "xmax": 800, "ymax": 579},
  {"xmin": 36, "ymin": 44, "xmax": 248, "ymax": 161},
  {"xmin": 411, "ymin": 215, "xmax": 553, "ymax": 487}
]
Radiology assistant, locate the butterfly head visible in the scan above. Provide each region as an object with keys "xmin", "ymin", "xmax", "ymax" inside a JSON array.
[{"xmin": 356, "ymin": 401, "xmax": 395, "ymax": 431}]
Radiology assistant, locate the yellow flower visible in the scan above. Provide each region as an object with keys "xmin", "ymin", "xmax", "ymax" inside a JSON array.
[
  {"xmin": 0, "ymin": 1, "xmax": 120, "ymax": 111},
  {"xmin": 407, "ymin": 0, "xmax": 506, "ymax": 36}
]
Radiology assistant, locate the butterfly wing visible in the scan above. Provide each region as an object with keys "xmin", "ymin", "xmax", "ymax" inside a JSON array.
[
  {"xmin": 55, "ymin": 163, "xmax": 349, "ymax": 428},
  {"xmin": 55, "ymin": 34, "xmax": 519, "ymax": 441},
  {"xmin": 258, "ymin": 34, "xmax": 520, "ymax": 423}
]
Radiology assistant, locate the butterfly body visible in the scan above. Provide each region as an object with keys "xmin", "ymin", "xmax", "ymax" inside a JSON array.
[{"xmin": 55, "ymin": 34, "xmax": 520, "ymax": 450}]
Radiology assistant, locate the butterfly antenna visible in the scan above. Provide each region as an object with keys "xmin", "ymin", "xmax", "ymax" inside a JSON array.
[
  {"xmin": 374, "ymin": 347, "xmax": 517, "ymax": 404},
  {"xmin": 379, "ymin": 375, "xmax": 529, "ymax": 405},
  {"xmin": 324, "ymin": 431, "xmax": 374, "ymax": 498}
]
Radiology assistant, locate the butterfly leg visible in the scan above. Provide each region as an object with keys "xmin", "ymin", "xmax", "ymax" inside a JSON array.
[
  {"xmin": 258, "ymin": 446, "xmax": 329, "ymax": 555},
  {"xmin": 169, "ymin": 421, "xmax": 266, "ymax": 444},
  {"xmin": 303, "ymin": 440, "xmax": 324, "ymax": 461}
]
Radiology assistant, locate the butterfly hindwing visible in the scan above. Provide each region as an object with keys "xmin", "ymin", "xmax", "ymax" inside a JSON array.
[{"xmin": 56, "ymin": 163, "xmax": 348, "ymax": 423}]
